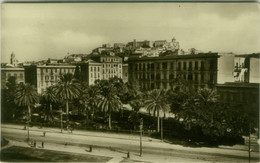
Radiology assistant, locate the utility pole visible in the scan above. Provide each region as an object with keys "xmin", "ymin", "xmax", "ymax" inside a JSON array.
[
  {"xmin": 161, "ymin": 117, "xmax": 163, "ymax": 142},
  {"xmin": 140, "ymin": 118, "xmax": 143, "ymax": 157}
]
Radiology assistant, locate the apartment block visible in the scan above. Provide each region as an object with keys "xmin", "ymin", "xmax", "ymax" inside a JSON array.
[
  {"xmin": 1, "ymin": 67, "xmax": 25, "ymax": 89},
  {"xmin": 79, "ymin": 56, "xmax": 123, "ymax": 85},
  {"xmin": 24, "ymin": 65, "xmax": 76, "ymax": 94},
  {"xmin": 128, "ymin": 53, "xmax": 234, "ymax": 90}
]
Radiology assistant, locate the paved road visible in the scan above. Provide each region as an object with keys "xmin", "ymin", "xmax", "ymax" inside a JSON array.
[{"xmin": 1, "ymin": 124, "xmax": 259, "ymax": 162}]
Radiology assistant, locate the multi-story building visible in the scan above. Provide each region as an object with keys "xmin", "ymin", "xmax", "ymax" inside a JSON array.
[
  {"xmin": 216, "ymin": 53, "xmax": 260, "ymax": 125},
  {"xmin": 1, "ymin": 67, "xmax": 25, "ymax": 89},
  {"xmin": 233, "ymin": 53, "xmax": 260, "ymax": 83},
  {"xmin": 79, "ymin": 56, "xmax": 123, "ymax": 85},
  {"xmin": 153, "ymin": 40, "xmax": 167, "ymax": 47},
  {"xmin": 128, "ymin": 53, "xmax": 235, "ymax": 90},
  {"xmin": 24, "ymin": 65, "xmax": 76, "ymax": 94}
]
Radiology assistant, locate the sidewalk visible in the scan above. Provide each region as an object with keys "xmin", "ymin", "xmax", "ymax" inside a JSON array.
[
  {"xmin": 2, "ymin": 123, "xmax": 259, "ymax": 162},
  {"xmin": 3, "ymin": 139, "xmax": 211, "ymax": 163},
  {"xmin": 1, "ymin": 123, "xmax": 159, "ymax": 143}
]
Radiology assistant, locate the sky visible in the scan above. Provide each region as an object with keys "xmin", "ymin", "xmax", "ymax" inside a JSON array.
[{"xmin": 1, "ymin": 3, "xmax": 260, "ymax": 62}]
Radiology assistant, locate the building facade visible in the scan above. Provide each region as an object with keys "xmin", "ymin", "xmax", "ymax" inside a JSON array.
[
  {"xmin": 128, "ymin": 53, "xmax": 234, "ymax": 90},
  {"xmin": 79, "ymin": 56, "xmax": 123, "ymax": 85},
  {"xmin": 24, "ymin": 65, "xmax": 76, "ymax": 94},
  {"xmin": 1, "ymin": 67, "xmax": 25, "ymax": 89}
]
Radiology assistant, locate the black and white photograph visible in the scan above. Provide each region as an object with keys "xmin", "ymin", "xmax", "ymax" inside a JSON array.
[{"xmin": 1, "ymin": 2, "xmax": 260, "ymax": 162}]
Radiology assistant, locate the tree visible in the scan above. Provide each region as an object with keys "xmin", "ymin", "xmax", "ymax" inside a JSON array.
[
  {"xmin": 53, "ymin": 73, "xmax": 81, "ymax": 130},
  {"xmin": 2, "ymin": 76, "xmax": 18, "ymax": 121},
  {"xmin": 41, "ymin": 86, "xmax": 58, "ymax": 122},
  {"xmin": 96, "ymin": 80, "xmax": 121, "ymax": 129},
  {"xmin": 144, "ymin": 89, "xmax": 169, "ymax": 132},
  {"xmin": 180, "ymin": 88, "xmax": 251, "ymax": 140},
  {"xmin": 79, "ymin": 84, "xmax": 100, "ymax": 121},
  {"xmin": 14, "ymin": 83, "xmax": 39, "ymax": 140}
]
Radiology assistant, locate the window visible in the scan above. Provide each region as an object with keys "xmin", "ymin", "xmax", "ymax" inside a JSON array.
[
  {"xmin": 151, "ymin": 73, "xmax": 154, "ymax": 79},
  {"xmin": 201, "ymin": 74, "xmax": 204, "ymax": 81},
  {"xmin": 169, "ymin": 74, "xmax": 174, "ymax": 79},
  {"xmin": 195, "ymin": 73, "xmax": 198, "ymax": 81},
  {"xmin": 55, "ymin": 69, "xmax": 57, "ymax": 73},
  {"xmin": 178, "ymin": 62, "xmax": 181, "ymax": 70},
  {"xmin": 151, "ymin": 63, "xmax": 154, "ymax": 70},
  {"xmin": 171, "ymin": 63, "xmax": 174, "ymax": 69},
  {"xmin": 91, "ymin": 67, "xmax": 93, "ymax": 72},
  {"xmin": 210, "ymin": 60, "xmax": 214, "ymax": 69},
  {"xmin": 162, "ymin": 62, "xmax": 167, "ymax": 69},
  {"xmin": 45, "ymin": 69, "xmax": 48, "ymax": 73},
  {"xmin": 188, "ymin": 74, "xmax": 192, "ymax": 80},
  {"xmin": 201, "ymin": 61, "xmax": 205, "ymax": 70},
  {"xmin": 189, "ymin": 62, "xmax": 192, "ymax": 70},
  {"xmin": 156, "ymin": 74, "xmax": 160, "ymax": 80},
  {"xmin": 195, "ymin": 61, "xmax": 198, "ymax": 70},
  {"xmin": 151, "ymin": 83, "xmax": 155, "ymax": 89},
  {"xmin": 156, "ymin": 63, "xmax": 160, "ymax": 69},
  {"xmin": 183, "ymin": 62, "xmax": 186, "ymax": 70}
]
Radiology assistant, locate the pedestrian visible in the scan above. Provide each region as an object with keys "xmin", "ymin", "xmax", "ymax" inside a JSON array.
[
  {"xmin": 43, "ymin": 131, "xmax": 46, "ymax": 137},
  {"xmin": 42, "ymin": 141, "xmax": 44, "ymax": 148}
]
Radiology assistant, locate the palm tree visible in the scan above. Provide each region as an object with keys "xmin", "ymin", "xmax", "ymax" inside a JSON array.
[
  {"xmin": 96, "ymin": 80, "xmax": 121, "ymax": 129},
  {"xmin": 53, "ymin": 73, "xmax": 81, "ymax": 130},
  {"xmin": 196, "ymin": 88, "xmax": 218, "ymax": 106},
  {"xmin": 41, "ymin": 86, "xmax": 58, "ymax": 122},
  {"xmin": 14, "ymin": 83, "xmax": 39, "ymax": 140},
  {"xmin": 144, "ymin": 89, "xmax": 169, "ymax": 132},
  {"xmin": 79, "ymin": 85, "xmax": 100, "ymax": 121}
]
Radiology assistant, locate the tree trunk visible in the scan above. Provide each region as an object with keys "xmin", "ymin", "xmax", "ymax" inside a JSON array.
[
  {"xmin": 50, "ymin": 103, "xmax": 53, "ymax": 122},
  {"xmin": 157, "ymin": 109, "xmax": 160, "ymax": 132},
  {"xmin": 108, "ymin": 110, "xmax": 112, "ymax": 130},
  {"xmin": 66, "ymin": 100, "xmax": 69, "ymax": 130},
  {"xmin": 27, "ymin": 105, "xmax": 31, "ymax": 140}
]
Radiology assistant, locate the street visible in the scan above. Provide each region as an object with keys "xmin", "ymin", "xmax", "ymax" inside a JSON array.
[{"xmin": 1, "ymin": 124, "xmax": 259, "ymax": 162}]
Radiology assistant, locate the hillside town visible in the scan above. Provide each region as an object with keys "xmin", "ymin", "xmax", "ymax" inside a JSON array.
[{"xmin": 1, "ymin": 2, "xmax": 260, "ymax": 163}]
